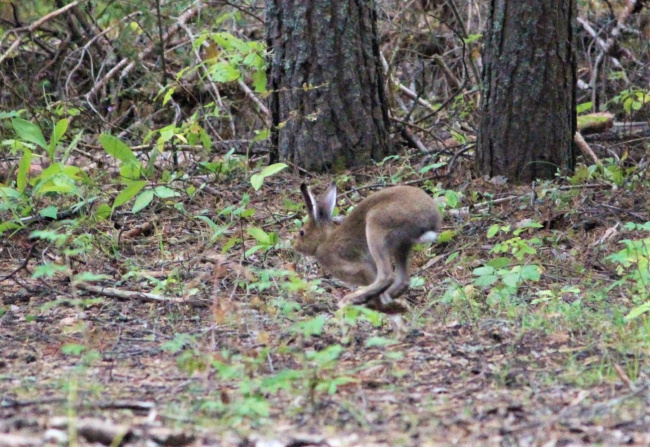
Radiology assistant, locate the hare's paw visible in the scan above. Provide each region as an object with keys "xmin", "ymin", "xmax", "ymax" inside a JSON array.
[
  {"xmin": 338, "ymin": 291, "xmax": 370, "ymax": 309},
  {"xmin": 362, "ymin": 294, "xmax": 411, "ymax": 314},
  {"xmin": 377, "ymin": 297, "xmax": 411, "ymax": 314}
]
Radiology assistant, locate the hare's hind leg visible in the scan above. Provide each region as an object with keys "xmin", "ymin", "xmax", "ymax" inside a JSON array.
[
  {"xmin": 372, "ymin": 243, "xmax": 411, "ymax": 313},
  {"xmin": 338, "ymin": 225, "xmax": 394, "ymax": 308}
]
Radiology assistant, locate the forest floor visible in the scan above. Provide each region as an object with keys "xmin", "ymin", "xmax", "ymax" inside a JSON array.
[{"xmin": 2, "ymin": 148, "xmax": 650, "ymax": 446}]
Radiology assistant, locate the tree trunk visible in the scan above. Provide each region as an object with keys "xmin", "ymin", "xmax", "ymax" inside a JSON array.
[
  {"xmin": 476, "ymin": 0, "xmax": 577, "ymax": 183},
  {"xmin": 266, "ymin": 0, "xmax": 392, "ymax": 172}
]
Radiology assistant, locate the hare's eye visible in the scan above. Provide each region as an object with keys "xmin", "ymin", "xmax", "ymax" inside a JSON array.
[{"xmin": 299, "ymin": 229, "xmax": 305, "ymax": 237}]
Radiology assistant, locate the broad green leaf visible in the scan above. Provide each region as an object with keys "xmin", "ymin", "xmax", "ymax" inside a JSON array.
[
  {"xmin": 487, "ymin": 257, "xmax": 511, "ymax": 269},
  {"xmin": 247, "ymin": 226, "xmax": 271, "ymax": 244},
  {"xmin": 502, "ymin": 272, "xmax": 521, "ymax": 288},
  {"xmin": 520, "ymin": 264, "xmax": 541, "ymax": 281},
  {"xmin": 99, "ymin": 134, "xmax": 138, "ymax": 165},
  {"xmin": 94, "ymin": 203, "xmax": 112, "ymax": 220},
  {"xmin": 250, "ymin": 163, "xmax": 288, "ymax": 191},
  {"xmin": 113, "ymin": 180, "xmax": 147, "ymax": 209},
  {"xmin": 252, "ymin": 69, "xmax": 267, "ymax": 92},
  {"xmin": 473, "ymin": 274, "xmax": 498, "ymax": 287},
  {"xmin": 445, "ymin": 190, "xmax": 460, "ymax": 208},
  {"xmin": 39, "ymin": 206, "xmax": 58, "ymax": 219},
  {"xmin": 132, "ymin": 189, "xmax": 154, "ymax": 214},
  {"xmin": 17, "ymin": 148, "xmax": 32, "ymax": 193},
  {"xmin": 487, "ymin": 224, "xmax": 500, "ymax": 238},
  {"xmin": 243, "ymin": 52, "xmax": 264, "ymax": 68},
  {"xmin": 154, "ymin": 185, "xmax": 180, "ymax": 198},
  {"xmin": 0, "ymin": 186, "xmax": 22, "ymax": 199},
  {"xmin": 473, "ymin": 266, "xmax": 495, "ymax": 276},
  {"xmin": 12, "ymin": 118, "xmax": 46, "ymax": 149},
  {"xmin": 210, "ymin": 61, "xmax": 240, "ymax": 83}
]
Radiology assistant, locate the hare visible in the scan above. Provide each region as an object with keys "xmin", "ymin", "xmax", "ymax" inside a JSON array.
[{"xmin": 294, "ymin": 182, "xmax": 442, "ymax": 313}]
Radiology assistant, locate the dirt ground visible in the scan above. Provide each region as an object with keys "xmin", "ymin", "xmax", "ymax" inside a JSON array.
[{"xmin": 2, "ymin": 156, "xmax": 650, "ymax": 446}]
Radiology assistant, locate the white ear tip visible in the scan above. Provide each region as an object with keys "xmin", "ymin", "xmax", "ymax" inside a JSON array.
[{"xmin": 417, "ymin": 231, "xmax": 439, "ymax": 243}]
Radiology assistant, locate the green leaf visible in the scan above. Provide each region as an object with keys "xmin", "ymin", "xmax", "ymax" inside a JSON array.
[
  {"xmin": 162, "ymin": 87, "xmax": 175, "ymax": 105},
  {"xmin": 113, "ymin": 180, "xmax": 147, "ymax": 209},
  {"xmin": 32, "ymin": 262, "xmax": 67, "ymax": 279},
  {"xmin": 210, "ymin": 61, "xmax": 240, "ymax": 83},
  {"xmin": 0, "ymin": 186, "xmax": 22, "ymax": 199},
  {"xmin": 502, "ymin": 271, "xmax": 521, "ymax": 288},
  {"xmin": 520, "ymin": 264, "xmax": 541, "ymax": 281},
  {"xmin": 39, "ymin": 206, "xmax": 58, "ymax": 219},
  {"xmin": 625, "ymin": 302, "xmax": 650, "ymax": 321},
  {"xmin": 487, "ymin": 224, "xmax": 500, "ymax": 238},
  {"xmin": 487, "ymin": 257, "xmax": 510, "ymax": 269},
  {"xmin": 473, "ymin": 274, "xmax": 498, "ymax": 287},
  {"xmin": 61, "ymin": 344, "xmax": 86, "ymax": 356},
  {"xmin": 292, "ymin": 315, "xmax": 326, "ymax": 337},
  {"xmin": 243, "ymin": 52, "xmax": 264, "ymax": 68},
  {"xmin": 48, "ymin": 118, "xmax": 69, "ymax": 159},
  {"xmin": 17, "ymin": 148, "xmax": 32, "ymax": 193},
  {"xmin": 444, "ymin": 190, "xmax": 460, "ymax": 208},
  {"xmin": 154, "ymin": 186, "xmax": 179, "ymax": 198},
  {"xmin": 437, "ymin": 230, "xmax": 456, "ymax": 243},
  {"xmin": 252, "ymin": 69, "xmax": 267, "ymax": 92},
  {"xmin": 473, "ymin": 266, "xmax": 495, "ymax": 276},
  {"xmin": 247, "ymin": 226, "xmax": 271, "ymax": 244},
  {"xmin": 419, "ymin": 162, "xmax": 446, "ymax": 174},
  {"xmin": 99, "ymin": 134, "xmax": 139, "ymax": 165},
  {"xmin": 365, "ymin": 336, "xmax": 398, "ymax": 348},
  {"xmin": 73, "ymin": 272, "xmax": 111, "ymax": 282},
  {"xmin": 132, "ymin": 189, "xmax": 154, "ymax": 213},
  {"xmin": 12, "ymin": 118, "xmax": 46, "ymax": 149},
  {"xmin": 94, "ymin": 203, "xmax": 112, "ymax": 220},
  {"xmin": 445, "ymin": 251, "xmax": 459, "ymax": 264},
  {"xmin": 250, "ymin": 163, "xmax": 288, "ymax": 190}
]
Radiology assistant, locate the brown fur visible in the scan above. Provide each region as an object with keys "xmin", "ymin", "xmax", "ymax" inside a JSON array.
[{"xmin": 294, "ymin": 182, "xmax": 442, "ymax": 313}]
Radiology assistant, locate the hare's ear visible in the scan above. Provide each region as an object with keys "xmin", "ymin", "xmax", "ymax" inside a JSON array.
[
  {"xmin": 317, "ymin": 182, "xmax": 337, "ymax": 221},
  {"xmin": 300, "ymin": 184, "xmax": 318, "ymax": 220}
]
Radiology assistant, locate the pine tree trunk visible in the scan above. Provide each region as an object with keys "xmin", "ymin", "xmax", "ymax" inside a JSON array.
[
  {"xmin": 266, "ymin": 0, "xmax": 392, "ymax": 172},
  {"xmin": 476, "ymin": 0, "xmax": 577, "ymax": 183}
]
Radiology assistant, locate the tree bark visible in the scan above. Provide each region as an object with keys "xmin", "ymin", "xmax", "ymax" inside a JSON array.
[
  {"xmin": 476, "ymin": 0, "xmax": 577, "ymax": 183},
  {"xmin": 266, "ymin": 0, "xmax": 392, "ymax": 172}
]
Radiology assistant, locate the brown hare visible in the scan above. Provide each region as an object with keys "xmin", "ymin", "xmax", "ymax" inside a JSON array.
[{"xmin": 294, "ymin": 182, "xmax": 442, "ymax": 313}]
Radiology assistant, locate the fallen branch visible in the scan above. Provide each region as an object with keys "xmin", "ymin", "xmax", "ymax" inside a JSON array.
[
  {"xmin": 75, "ymin": 283, "xmax": 206, "ymax": 306},
  {"xmin": 574, "ymin": 130, "xmax": 600, "ymax": 164}
]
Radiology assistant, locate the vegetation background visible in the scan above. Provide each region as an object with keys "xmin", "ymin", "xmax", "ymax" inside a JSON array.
[{"xmin": 1, "ymin": 0, "xmax": 649, "ymax": 445}]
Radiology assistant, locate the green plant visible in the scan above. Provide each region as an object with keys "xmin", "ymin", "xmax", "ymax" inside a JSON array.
[
  {"xmin": 0, "ymin": 116, "xmax": 87, "ymax": 233},
  {"xmin": 610, "ymin": 88, "xmax": 650, "ymax": 115},
  {"xmin": 472, "ymin": 222, "xmax": 543, "ymax": 304},
  {"xmin": 606, "ymin": 222, "xmax": 650, "ymax": 320}
]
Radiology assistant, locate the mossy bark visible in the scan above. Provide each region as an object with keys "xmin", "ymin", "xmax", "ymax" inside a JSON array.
[
  {"xmin": 266, "ymin": 0, "xmax": 391, "ymax": 172},
  {"xmin": 476, "ymin": 0, "xmax": 577, "ymax": 183}
]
